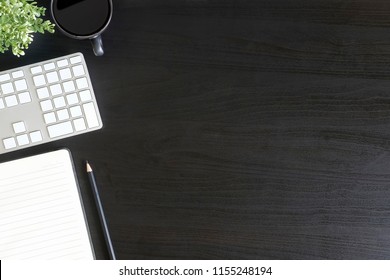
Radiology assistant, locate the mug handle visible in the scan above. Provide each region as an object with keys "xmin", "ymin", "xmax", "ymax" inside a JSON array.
[{"xmin": 91, "ymin": 35, "xmax": 104, "ymax": 56}]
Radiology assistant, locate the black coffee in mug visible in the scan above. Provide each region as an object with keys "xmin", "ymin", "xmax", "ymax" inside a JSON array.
[{"xmin": 51, "ymin": 0, "xmax": 113, "ymax": 56}]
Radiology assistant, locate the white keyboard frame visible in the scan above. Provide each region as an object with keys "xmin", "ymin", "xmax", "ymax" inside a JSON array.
[{"xmin": 0, "ymin": 53, "xmax": 103, "ymax": 154}]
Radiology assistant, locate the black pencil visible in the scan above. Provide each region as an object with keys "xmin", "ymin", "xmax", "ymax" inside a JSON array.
[{"xmin": 86, "ymin": 161, "xmax": 116, "ymax": 260}]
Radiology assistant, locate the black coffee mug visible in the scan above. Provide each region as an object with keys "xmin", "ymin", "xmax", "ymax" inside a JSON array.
[{"xmin": 51, "ymin": 0, "xmax": 113, "ymax": 56}]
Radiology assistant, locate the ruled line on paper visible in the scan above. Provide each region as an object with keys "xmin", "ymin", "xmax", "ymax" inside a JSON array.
[
  {"xmin": 0, "ymin": 181, "xmax": 67, "ymax": 197},
  {"xmin": 2, "ymin": 230, "xmax": 81, "ymax": 251},
  {"xmin": 0, "ymin": 174, "xmax": 68, "ymax": 195},
  {"xmin": 0, "ymin": 163, "xmax": 65, "ymax": 185},
  {"xmin": 0, "ymin": 212, "xmax": 76, "ymax": 232},
  {"xmin": 0, "ymin": 186, "xmax": 70, "ymax": 204},
  {"xmin": 1, "ymin": 223, "xmax": 80, "ymax": 251},
  {"xmin": 0, "ymin": 189, "xmax": 72, "ymax": 210},
  {"xmin": 32, "ymin": 247, "xmax": 86, "ymax": 260},
  {"xmin": 3, "ymin": 238, "xmax": 83, "ymax": 259},
  {"xmin": 0, "ymin": 214, "xmax": 77, "ymax": 235},
  {"xmin": 0, "ymin": 199, "xmax": 75, "ymax": 223}
]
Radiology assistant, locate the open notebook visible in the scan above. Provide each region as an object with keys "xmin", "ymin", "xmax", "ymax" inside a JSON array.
[{"xmin": 0, "ymin": 149, "xmax": 95, "ymax": 259}]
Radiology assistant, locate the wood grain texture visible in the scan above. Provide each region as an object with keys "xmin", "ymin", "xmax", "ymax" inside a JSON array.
[{"xmin": 2, "ymin": 0, "xmax": 390, "ymax": 259}]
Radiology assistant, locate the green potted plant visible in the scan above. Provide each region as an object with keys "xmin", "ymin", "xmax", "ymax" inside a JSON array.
[{"xmin": 0, "ymin": 0, "xmax": 55, "ymax": 56}]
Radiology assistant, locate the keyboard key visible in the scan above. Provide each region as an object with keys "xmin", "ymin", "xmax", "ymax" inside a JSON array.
[
  {"xmin": 53, "ymin": 96, "xmax": 66, "ymax": 108},
  {"xmin": 3, "ymin": 137, "xmax": 16, "ymax": 149},
  {"xmin": 0, "ymin": 98, "xmax": 4, "ymax": 109},
  {"xmin": 13, "ymin": 121, "xmax": 26, "ymax": 133},
  {"xmin": 44, "ymin": 112, "xmax": 57, "ymax": 124},
  {"xmin": 63, "ymin": 80, "xmax": 75, "ymax": 93},
  {"xmin": 76, "ymin": 77, "xmax": 88, "ymax": 89},
  {"xmin": 59, "ymin": 68, "xmax": 72, "ymax": 80},
  {"xmin": 0, "ymin": 73, "xmax": 11, "ymax": 82},
  {"xmin": 5, "ymin": 95, "xmax": 18, "ymax": 107},
  {"xmin": 57, "ymin": 109, "xmax": 70, "ymax": 121},
  {"xmin": 73, "ymin": 118, "xmax": 87, "ymax": 131},
  {"xmin": 50, "ymin": 84, "xmax": 63, "ymax": 96},
  {"xmin": 70, "ymin": 105, "xmax": 82, "ymax": 117},
  {"xmin": 57, "ymin": 59, "xmax": 69, "ymax": 68},
  {"xmin": 12, "ymin": 70, "xmax": 24, "ymax": 79},
  {"xmin": 79, "ymin": 90, "xmax": 92, "ymax": 102},
  {"xmin": 66, "ymin": 93, "xmax": 79, "ymax": 105},
  {"xmin": 70, "ymin": 55, "xmax": 82, "ymax": 64},
  {"xmin": 72, "ymin": 65, "xmax": 85, "ymax": 77},
  {"xmin": 40, "ymin": 100, "xmax": 53, "ymax": 112},
  {"xmin": 33, "ymin": 75, "xmax": 46, "ymax": 86},
  {"xmin": 44, "ymin": 62, "xmax": 55, "ymax": 71},
  {"xmin": 14, "ymin": 79, "xmax": 28, "ymax": 91},
  {"xmin": 46, "ymin": 71, "xmax": 59, "ymax": 83},
  {"xmin": 30, "ymin": 66, "xmax": 43, "ymax": 74},
  {"xmin": 1, "ymin": 82, "xmax": 14, "ymax": 94},
  {"xmin": 83, "ymin": 102, "xmax": 99, "ymax": 128},
  {"xmin": 16, "ymin": 134, "xmax": 29, "ymax": 146},
  {"xmin": 37, "ymin": 87, "xmax": 50, "ymax": 99},
  {"xmin": 47, "ymin": 121, "xmax": 73, "ymax": 138},
  {"xmin": 18, "ymin": 92, "xmax": 31, "ymax": 104},
  {"xmin": 30, "ymin": 131, "xmax": 43, "ymax": 143}
]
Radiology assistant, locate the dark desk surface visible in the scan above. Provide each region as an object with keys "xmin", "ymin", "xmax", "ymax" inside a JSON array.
[{"xmin": 2, "ymin": 0, "xmax": 390, "ymax": 259}]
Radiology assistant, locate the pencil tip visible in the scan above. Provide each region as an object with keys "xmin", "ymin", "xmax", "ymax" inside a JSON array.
[{"xmin": 86, "ymin": 161, "xmax": 93, "ymax": 172}]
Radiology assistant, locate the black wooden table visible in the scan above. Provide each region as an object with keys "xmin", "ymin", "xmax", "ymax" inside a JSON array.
[{"xmin": 2, "ymin": 0, "xmax": 390, "ymax": 259}]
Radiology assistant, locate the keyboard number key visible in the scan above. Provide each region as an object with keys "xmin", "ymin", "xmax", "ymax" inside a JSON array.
[
  {"xmin": 57, "ymin": 59, "xmax": 69, "ymax": 68},
  {"xmin": 59, "ymin": 68, "xmax": 72, "ymax": 80},
  {"xmin": 73, "ymin": 118, "xmax": 87, "ymax": 131},
  {"xmin": 76, "ymin": 77, "xmax": 88, "ymax": 89},
  {"xmin": 3, "ymin": 137, "xmax": 16, "ymax": 149},
  {"xmin": 1, "ymin": 82, "xmax": 14, "ymax": 94},
  {"xmin": 53, "ymin": 96, "xmax": 66, "ymax": 108},
  {"xmin": 13, "ymin": 121, "xmax": 26, "ymax": 133},
  {"xmin": 72, "ymin": 65, "xmax": 85, "ymax": 77},
  {"xmin": 44, "ymin": 62, "xmax": 55, "ymax": 71},
  {"xmin": 63, "ymin": 80, "xmax": 75, "ymax": 93},
  {"xmin": 30, "ymin": 131, "xmax": 43, "ymax": 143},
  {"xmin": 83, "ymin": 102, "xmax": 99, "ymax": 128},
  {"xmin": 79, "ymin": 90, "xmax": 92, "ymax": 102},
  {"xmin": 46, "ymin": 71, "xmax": 59, "ymax": 83},
  {"xmin": 5, "ymin": 95, "xmax": 18, "ymax": 107},
  {"xmin": 16, "ymin": 134, "xmax": 30, "ymax": 146},
  {"xmin": 66, "ymin": 93, "xmax": 79, "ymax": 105},
  {"xmin": 70, "ymin": 55, "xmax": 82, "ymax": 64},
  {"xmin": 47, "ymin": 121, "xmax": 74, "ymax": 138},
  {"xmin": 70, "ymin": 105, "xmax": 82, "ymax": 117},
  {"xmin": 37, "ymin": 87, "xmax": 50, "ymax": 99},
  {"xmin": 44, "ymin": 112, "xmax": 56, "ymax": 124},
  {"xmin": 12, "ymin": 70, "xmax": 24, "ymax": 79},
  {"xmin": 57, "ymin": 108, "xmax": 70, "ymax": 121},
  {"xmin": 33, "ymin": 75, "xmax": 46, "ymax": 87},
  {"xmin": 30, "ymin": 66, "xmax": 42, "ymax": 74},
  {"xmin": 14, "ymin": 79, "xmax": 28, "ymax": 91},
  {"xmin": 50, "ymin": 84, "xmax": 63, "ymax": 96},
  {"xmin": 40, "ymin": 100, "xmax": 53, "ymax": 112},
  {"xmin": 18, "ymin": 92, "xmax": 31, "ymax": 104},
  {"xmin": 0, "ymin": 73, "xmax": 11, "ymax": 82}
]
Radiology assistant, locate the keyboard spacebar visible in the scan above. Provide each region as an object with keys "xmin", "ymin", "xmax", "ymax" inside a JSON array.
[{"xmin": 47, "ymin": 121, "xmax": 74, "ymax": 138}]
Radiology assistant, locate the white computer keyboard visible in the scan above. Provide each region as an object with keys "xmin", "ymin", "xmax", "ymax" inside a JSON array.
[{"xmin": 0, "ymin": 53, "xmax": 103, "ymax": 154}]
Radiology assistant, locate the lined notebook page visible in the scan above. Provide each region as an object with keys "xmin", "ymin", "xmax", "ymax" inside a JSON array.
[{"xmin": 0, "ymin": 149, "xmax": 94, "ymax": 259}]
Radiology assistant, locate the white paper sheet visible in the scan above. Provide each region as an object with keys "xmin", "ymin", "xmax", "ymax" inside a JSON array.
[{"xmin": 0, "ymin": 149, "xmax": 94, "ymax": 259}]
